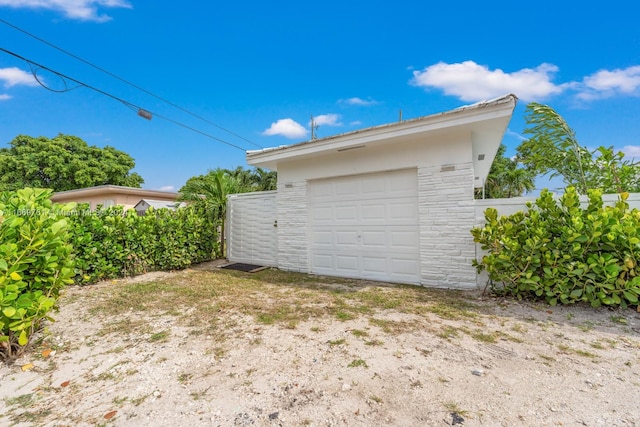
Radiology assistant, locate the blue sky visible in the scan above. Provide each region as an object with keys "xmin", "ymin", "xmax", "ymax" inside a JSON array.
[{"xmin": 0, "ymin": 1, "xmax": 639, "ymax": 192}]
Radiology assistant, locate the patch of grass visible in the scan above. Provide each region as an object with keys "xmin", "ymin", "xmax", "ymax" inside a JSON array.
[
  {"xmin": 557, "ymin": 344, "xmax": 599, "ymax": 359},
  {"xmin": 424, "ymin": 301, "xmax": 478, "ymax": 320},
  {"xmin": 148, "ymin": 330, "xmax": 170, "ymax": 343},
  {"xmin": 177, "ymin": 373, "xmax": 193, "ymax": 384},
  {"xmin": 437, "ymin": 325, "xmax": 460, "ymax": 340},
  {"xmin": 610, "ymin": 315, "xmax": 628, "ymax": 325},
  {"xmin": 96, "ymin": 318, "xmax": 151, "ymax": 337},
  {"xmin": 347, "ymin": 359, "xmax": 368, "ymax": 368},
  {"xmin": 327, "ymin": 338, "xmax": 346, "ymax": 347},
  {"xmin": 190, "ymin": 387, "xmax": 210, "ymax": 400},
  {"xmin": 364, "ymin": 339, "xmax": 384, "ymax": 346},
  {"xmin": 310, "ymin": 326, "xmax": 321, "ymax": 332},
  {"xmin": 131, "ymin": 394, "xmax": 150, "ymax": 406},
  {"xmin": 368, "ymin": 318, "xmax": 415, "ymax": 335},
  {"xmin": 511, "ymin": 323, "xmax": 528, "ymax": 334},
  {"xmin": 335, "ymin": 311, "xmax": 356, "ymax": 321},
  {"xmin": 5, "ymin": 393, "xmax": 34, "ymax": 408},
  {"xmin": 578, "ymin": 321, "xmax": 596, "ymax": 332},
  {"xmin": 590, "ymin": 341, "xmax": 605, "ymax": 350},
  {"xmin": 369, "ymin": 395, "xmax": 383, "ymax": 404},
  {"xmin": 537, "ymin": 354, "xmax": 556, "ymax": 362},
  {"xmin": 351, "ymin": 329, "xmax": 369, "ymax": 338},
  {"xmin": 444, "ymin": 402, "xmax": 468, "ymax": 417},
  {"xmin": 470, "ymin": 330, "xmax": 498, "ymax": 343},
  {"xmin": 112, "ymin": 396, "xmax": 128, "ymax": 405},
  {"xmin": 9, "ymin": 409, "xmax": 52, "ymax": 424}
]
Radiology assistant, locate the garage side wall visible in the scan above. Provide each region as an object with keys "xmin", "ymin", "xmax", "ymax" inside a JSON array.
[
  {"xmin": 418, "ymin": 162, "xmax": 477, "ymax": 289},
  {"xmin": 276, "ymin": 181, "xmax": 309, "ymax": 272}
]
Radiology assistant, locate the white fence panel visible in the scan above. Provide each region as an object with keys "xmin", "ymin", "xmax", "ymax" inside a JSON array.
[{"xmin": 227, "ymin": 191, "xmax": 278, "ymax": 266}]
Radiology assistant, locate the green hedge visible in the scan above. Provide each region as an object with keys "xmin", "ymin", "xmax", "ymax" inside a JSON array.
[
  {"xmin": 0, "ymin": 189, "xmax": 75, "ymax": 358},
  {"xmin": 1, "ymin": 188, "xmax": 217, "ymax": 358},
  {"xmin": 70, "ymin": 203, "xmax": 217, "ymax": 284},
  {"xmin": 472, "ymin": 187, "xmax": 640, "ymax": 308}
]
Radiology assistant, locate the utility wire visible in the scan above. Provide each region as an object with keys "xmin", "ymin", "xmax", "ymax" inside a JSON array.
[
  {"xmin": 0, "ymin": 47, "xmax": 248, "ymax": 152},
  {"xmin": 0, "ymin": 18, "xmax": 263, "ymax": 149}
]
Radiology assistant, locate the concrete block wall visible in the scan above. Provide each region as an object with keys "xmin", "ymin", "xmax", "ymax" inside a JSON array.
[
  {"xmin": 276, "ymin": 180, "xmax": 309, "ymax": 273},
  {"xmin": 418, "ymin": 163, "xmax": 477, "ymax": 289}
]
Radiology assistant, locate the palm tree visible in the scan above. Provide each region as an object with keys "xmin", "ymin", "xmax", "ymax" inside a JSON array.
[{"xmin": 179, "ymin": 169, "xmax": 242, "ymax": 257}]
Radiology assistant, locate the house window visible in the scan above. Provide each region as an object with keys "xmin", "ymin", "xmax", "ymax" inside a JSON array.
[{"xmin": 101, "ymin": 199, "xmax": 115, "ymax": 207}]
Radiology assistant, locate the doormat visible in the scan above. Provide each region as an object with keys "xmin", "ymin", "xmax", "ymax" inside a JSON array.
[{"xmin": 220, "ymin": 263, "xmax": 266, "ymax": 273}]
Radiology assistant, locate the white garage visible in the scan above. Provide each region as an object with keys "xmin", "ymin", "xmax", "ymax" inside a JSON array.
[{"xmin": 234, "ymin": 94, "xmax": 516, "ymax": 289}]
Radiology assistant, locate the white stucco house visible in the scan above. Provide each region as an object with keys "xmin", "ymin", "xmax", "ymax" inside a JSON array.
[{"xmin": 227, "ymin": 94, "xmax": 517, "ymax": 289}]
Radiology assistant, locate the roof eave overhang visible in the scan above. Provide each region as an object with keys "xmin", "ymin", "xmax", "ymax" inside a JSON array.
[{"xmin": 247, "ymin": 94, "xmax": 517, "ymax": 171}]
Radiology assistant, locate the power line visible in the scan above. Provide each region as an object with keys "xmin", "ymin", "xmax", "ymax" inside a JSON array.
[
  {"xmin": 0, "ymin": 46, "xmax": 248, "ymax": 152},
  {"xmin": 0, "ymin": 18, "xmax": 263, "ymax": 149}
]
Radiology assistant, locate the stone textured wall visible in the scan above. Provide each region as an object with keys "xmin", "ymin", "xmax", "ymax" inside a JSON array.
[
  {"xmin": 275, "ymin": 181, "xmax": 309, "ymax": 273},
  {"xmin": 418, "ymin": 163, "xmax": 477, "ymax": 289}
]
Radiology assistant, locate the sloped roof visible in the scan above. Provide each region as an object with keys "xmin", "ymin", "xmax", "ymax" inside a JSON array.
[
  {"xmin": 51, "ymin": 185, "xmax": 178, "ymax": 202},
  {"xmin": 247, "ymin": 94, "xmax": 518, "ymax": 182}
]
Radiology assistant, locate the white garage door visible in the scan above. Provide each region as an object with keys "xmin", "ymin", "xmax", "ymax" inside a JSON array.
[{"xmin": 309, "ymin": 169, "xmax": 419, "ymax": 283}]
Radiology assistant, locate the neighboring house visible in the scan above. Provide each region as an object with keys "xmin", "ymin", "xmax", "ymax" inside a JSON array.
[
  {"xmin": 134, "ymin": 199, "xmax": 187, "ymax": 215},
  {"xmin": 50, "ymin": 185, "xmax": 179, "ymax": 211},
  {"xmin": 228, "ymin": 94, "xmax": 517, "ymax": 289}
]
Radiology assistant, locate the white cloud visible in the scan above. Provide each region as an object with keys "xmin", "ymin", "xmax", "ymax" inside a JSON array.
[
  {"xmin": 0, "ymin": 94, "xmax": 11, "ymax": 100},
  {"xmin": 0, "ymin": 67, "xmax": 37, "ymax": 88},
  {"xmin": 157, "ymin": 185, "xmax": 175, "ymax": 192},
  {"xmin": 411, "ymin": 60, "xmax": 565, "ymax": 102},
  {"xmin": 622, "ymin": 145, "xmax": 640, "ymax": 159},
  {"xmin": 577, "ymin": 66, "xmax": 640, "ymax": 100},
  {"xmin": 312, "ymin": 114, "xmax": 341, "ymax": 127},
  {"xmin": 262, "ymin": 118, "xmax": 308, "ymax": 139},
  {"xmin": 340, "ymin": 97, "xmax": 379, "ymax": 106},
  {"xmin": 0, "ymin": 0, "xmax": 132, "ymax": 22},
  {"xmin": 505, "ymin": 129, "xmax": 527, "ymax": 142},
  {"xmin": 350, "ymin": 120, "xmax": 363, "ymax": 126}
]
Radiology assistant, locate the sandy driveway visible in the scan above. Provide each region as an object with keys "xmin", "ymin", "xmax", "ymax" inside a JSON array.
[{"xmin": 1, "ymin": 264, "xmax": 639, "ymax": 426}]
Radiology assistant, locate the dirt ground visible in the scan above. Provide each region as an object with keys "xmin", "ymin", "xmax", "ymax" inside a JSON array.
[{"xmin": 1, "ymin": 262, "xmax": 639, "ymax": 427}]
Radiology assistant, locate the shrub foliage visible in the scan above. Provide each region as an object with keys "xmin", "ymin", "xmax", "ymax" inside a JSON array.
[
  {"xmin": 472, "ymin": 187, "xmax": 640, "ymax": 308},
  {"xmin": 0, "ymin": 189, "xmax": 75, "ymax": 359},
  {"xmin": 70, "ymin": 204, "xmax": 217, "ymax": 284},
  {"xmin": 1, "ymin": 188, "xmax": 217, "ymax": 359}
]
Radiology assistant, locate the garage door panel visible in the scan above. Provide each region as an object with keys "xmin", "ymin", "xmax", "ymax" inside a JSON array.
[
  {"xmin": 312, "ymin": 206, "xmax": 333, "ymax": 222},
  {"xmin": 391, "ymin": 230, "xmax": 420, "ymax": 248},
  {"xmin": 309, "ymin": 169, "xmax": 419, "ymax": 284},
  {"xmin": 390, "ymin": 259, "xmax": 420, "ymax": 277},
  {"xmin": 312, "ymin": 231, "xmax": 334, "ymax": 246},
  {"xmin": 361, "ymin": 203, "xmax": 386, "ymax": 221},
  {"xmin": 361, "ymin": 230, "xmax": 386, "ymax": 248},
  {"xmin": 336, "ymin": 255, "xmax": 358, "ymax": 271},
  {"xmin": 336, "ymin": 231, "xmax": 358, "ymax": 247},
  {"xmin": 313, "ymin": 254, "xmax": 334, "ymax": 269},
  {"xmin": 335, "ymin": 206, "xmax": 358, "ymax": 222},
  {"xmin": 362, "ymin": 257, "xmax": 387, "ymax": 274},
  {"xmin": 335, "ymin": 180, "xmax": 358, "ymax": 197}
]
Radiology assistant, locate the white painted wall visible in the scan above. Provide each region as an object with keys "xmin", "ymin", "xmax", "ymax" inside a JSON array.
[
  {"xmin": 275, "ymin": 130, "xmax": 472, "ymax": 184},
  {"xmin": 273, "ymin": 130, "xmax": 481, "ymax": 289}
]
